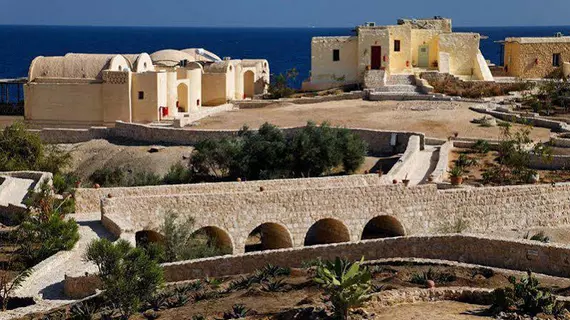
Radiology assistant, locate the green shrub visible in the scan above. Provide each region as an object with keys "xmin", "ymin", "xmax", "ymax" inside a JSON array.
[
  {"xmin": 157, "ymin": 211, "xmax": 229, "ymax": 262},
  {"xmin": 18, "ymin": 181, "xmax": 79, "ymax": 264},
  {"xmin": 85, "ymin": 239, "xmax": 164, "ymax": 319},
  {"xmin": 491, "ymin": 271, "xmax": 563, "ymax": 316},
  {"xmin": 89, "ymin": 168, "xmax": 162, "ymax": 188},
  {"xmin": 0, "ymin": 122, "xmax": 70, "ymax": 174},
  {"xmin": 266, "ymin": 68, "xmax": 298, "ymax": 99},
  {"xmin": 472, "ymin": 139, "xmax": 491, "ymax": 154},
  {"xmin": 410, "ymin": 268, "xmax": 456, "ymax": 285},
  {"xmin": 313, "ymin": 257, "xmax": 371, "ymax": 319},
  {"xmin": 163, "ymin": 163, "xmax": 192, "ymax": 185},
  {"xmin": 189, "ymin": 122, "xmax": 367, "ymax": 181},
  {"xmin": 52, "ymin": 173, "xmax": 80, "ymax": 194}
]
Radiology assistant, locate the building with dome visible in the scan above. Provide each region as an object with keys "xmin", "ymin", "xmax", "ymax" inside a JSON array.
[{"xmin": 24, "ymin": 48, "xmax": 269, "ymax": 127}]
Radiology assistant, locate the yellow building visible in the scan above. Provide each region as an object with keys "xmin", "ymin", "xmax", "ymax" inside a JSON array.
[
  {"xmin": 502, "ymin": 36, "xmax": 570, "ymax": 79},
  {"xmin": 302, "ymin": 17, "xmax": 493, "ymax": 91},
  {"xmin": 24, "ymin": 49, "xmax": 269, "ymax": 127}
]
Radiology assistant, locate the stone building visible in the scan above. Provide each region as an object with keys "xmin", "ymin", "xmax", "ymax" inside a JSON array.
[
  {"xmin": 501, "ymin": 35, "xmax": 570, "ymax": 78},
  {"xmin": 24, "ymin": 49, "xmax": 269, "ymax": 127},
  {"xmin": 302, "ymin": 17, "xmax": 493, "ymax": 91}
]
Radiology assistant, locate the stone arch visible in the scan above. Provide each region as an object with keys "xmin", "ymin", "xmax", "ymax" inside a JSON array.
[
  {"xmin": 135, "ymin": 230, "xmax": 164, "ymax": 247},
  {"xmin": 304, "ymin": 218, "xmax": 350, "ymax": 246},
  {"xmin": 191, "ymin": 226, "xmax": 233, "ymax": 255},
  {"xmin": 245, "ymin": 222, "xmax": 293, "ymax": 252},
  {"xmin": 361, "ymin": 215, "xmax": 406, "ymax": 240},
  {"xmin": 177, "ymin": 82, "xmax": 189, "ymax": 112},
  {"xmin": 243, "ymin": 70, "xmax": 255, "ymax": 98}
]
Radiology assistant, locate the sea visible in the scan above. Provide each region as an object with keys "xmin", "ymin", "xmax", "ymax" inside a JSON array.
[{"xmin": 1, "ymin": 25, "xmax": 570, "ymax": 94}]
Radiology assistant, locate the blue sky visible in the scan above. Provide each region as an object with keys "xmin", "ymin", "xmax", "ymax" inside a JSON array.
[{"xmin": 1, "ymin": 0, "xmax": 567, "ymax": 27}]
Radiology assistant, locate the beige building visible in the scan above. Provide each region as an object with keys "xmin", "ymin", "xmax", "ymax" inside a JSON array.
[
  {"xmin": 502, "ymin": 36, "xmax": 570, "ymax": 78},
  {"xmin": 302, "ymin": 17, "xmax": 493, "ymax": 91},
  {"xmin": 24, "ymin": 49, "xmax": 269, "ymax": 127}
]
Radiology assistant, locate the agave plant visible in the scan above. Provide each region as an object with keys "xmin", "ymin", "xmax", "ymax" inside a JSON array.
[
  {"xmin": 219, "ymin": 304, "xmax": 251, "ymax": 319},
  {"xmin": 313, "ymin": 257, "xmax": 372, "ymax": 319},
  {"xmin": 262, "ymin": 278, "xmax": 287, "ymax": 292},
  {"xmin": 69, "ymin": 300, "xmax": 101, "ymax": 320}
]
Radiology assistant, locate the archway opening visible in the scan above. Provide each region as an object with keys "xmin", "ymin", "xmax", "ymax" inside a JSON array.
[
  {"xmin": 135, "ymin": 230, "xmax": 164, "ymax": 248},
  {"xmin": 191, "ymin": 226, "xmax": 233, "ymax": 256},
  {"xmin": 245, "ymin": 223, "xmax": 293, "ymax": 253},
  {"xmin": 304, "ymin": 218, "xmax": 350, "ymax": 246},
  {"xmin": 177, "ymin": 83, "xmax": 189, "ymax": 112},
  {"xmin": 361, "ymin": 215, "xmax": 405, "ymax": 240},
  {"xmin": 243, "ymin": 70, "xmax": 255, "ymax": 98}
]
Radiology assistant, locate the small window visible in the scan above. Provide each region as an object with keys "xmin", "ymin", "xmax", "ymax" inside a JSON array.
[
  {"xmin": 553, "ymin": 53, "xmax": 562, "ymax": 67},
  {"xmin": 333, "ymin": 49, "xmax": 340, "ymax": 61},
  {"xmin": 394, "ymin": 40, "xmax": 401, "ymax": 52},
  {"xmin": 138, "ymin": 91, "xmax": 144, "ymax": 100}
]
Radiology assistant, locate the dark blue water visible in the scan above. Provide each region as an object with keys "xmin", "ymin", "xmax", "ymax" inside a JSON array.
[{"xmin": 1, "ymin": 25, "xmax": 570, "ymax": 96}]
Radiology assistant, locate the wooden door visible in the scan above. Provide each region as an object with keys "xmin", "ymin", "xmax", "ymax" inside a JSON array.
[{"xmin": 371, "ymin": 46, "xmax": 382, "ymax": 70}]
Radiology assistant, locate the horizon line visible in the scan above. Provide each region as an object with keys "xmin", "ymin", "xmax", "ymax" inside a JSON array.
[{"xmin": 1, "ymin": 23, "xmax": 570, "ymax": 29}]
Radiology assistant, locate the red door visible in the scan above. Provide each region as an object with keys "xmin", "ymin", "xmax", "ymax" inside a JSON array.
[{"xmin": 371, "ymin": 46, "xmax": 382, "ymax": 70}]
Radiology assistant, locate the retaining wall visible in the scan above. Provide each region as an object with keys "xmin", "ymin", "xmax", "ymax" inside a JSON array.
[
  {"xmin": 430, "ymin": 141, "xmax": 452, "ymax": 183},
  {"xmin": 63, "ymin": 234, "xmax": 570, "ymax": 298},
  {"xmin": 386, "ymin": 135, "xmax": 421, "ymax": 179},
  {"xmin": 160, "ymin": 235, "xmax": 570, "ymax": 282},
  {"xmin": 471, "ymin": 105, "xmax": 570, "ymax": 133}
]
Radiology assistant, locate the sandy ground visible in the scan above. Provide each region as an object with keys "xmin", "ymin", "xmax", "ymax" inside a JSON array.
[
  {"xmin": 192, "ymin": 100, "xmax": 551, "ymax": 141},
  {"xmin": 372, "ymin": 301, "xmax": 492, "ymax": 320},
  {"xmin": 60, "ymin": 139, "xmax": 193, "ymax": 180}
]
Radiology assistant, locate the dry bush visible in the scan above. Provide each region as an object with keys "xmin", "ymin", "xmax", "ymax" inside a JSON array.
[{"xmin": 426, "ymin": 74, "xmax": 531, "ymax": 99}]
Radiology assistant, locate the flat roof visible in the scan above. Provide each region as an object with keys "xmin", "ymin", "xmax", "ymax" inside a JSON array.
[{"xmin": 505, "ymin": 36, "xmax": 570, "ymax": 44}]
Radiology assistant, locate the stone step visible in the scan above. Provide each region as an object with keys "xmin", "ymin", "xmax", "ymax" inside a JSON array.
[
  {"xmin": 387, "ymin": 74, "xmax": 416, "ymax": 86},
  {"xmin": 373, "ymin": 85, "xmax": 422, "ymax": 93}
]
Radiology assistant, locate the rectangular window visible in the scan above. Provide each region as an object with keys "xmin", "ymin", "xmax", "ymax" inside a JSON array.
[
  {"xmin": 553, "ymin": 53, "xmax": 562, "ymax": 67},
  {"xmin": 394, "ymin": 40, "xmax": 401, "ymax": 52},
  {"xmin": 333, "ymin": 49, "xmax": 340, "ymax": 61},
  {"xmin": 138, "ymin": 91, "xmax": 144, "ymax": 100}
]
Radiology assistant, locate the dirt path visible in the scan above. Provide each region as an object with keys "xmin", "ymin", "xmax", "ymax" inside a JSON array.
[
  {"xmin": 193, "ymin": 100, "xmax": 551, "ymax": 141},
  {"xmin": 372, "ymin": 301, "xmax": 492, "ymax": 319}
]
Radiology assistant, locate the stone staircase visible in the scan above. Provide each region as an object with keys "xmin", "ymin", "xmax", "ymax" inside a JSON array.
[
  {"xmin": 371, "ymin": 74, "xmax": 424, "ymax": 95},
  {"xmin": 363, "ymin": 69, "xmax": 387, "ymax": 88}
]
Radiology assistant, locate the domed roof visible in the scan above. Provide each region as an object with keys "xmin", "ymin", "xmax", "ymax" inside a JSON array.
[
  {"xmin": 123, "ymin": 53, "xmax": 153, "ymax": 72},
  {"xmin": 28, "ymin": 53, "xmax": 130, "ymax": 81},
  {"xmin": 203, "ymin": 60, "xmax": 239, "ymax": 74},
  {"xmin": 150, "ymin": 49, "xmax": 195, "ymax": 67}
]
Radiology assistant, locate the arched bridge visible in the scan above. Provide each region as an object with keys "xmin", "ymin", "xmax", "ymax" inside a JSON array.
[{"xmin": 97, "ymin": 175, "xmax": 570, "ymax": 255}]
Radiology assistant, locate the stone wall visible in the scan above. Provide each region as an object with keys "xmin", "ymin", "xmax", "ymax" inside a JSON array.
[
  {"xmin": 75, "ymin": 174, "xmax": 390, "ymax": 213},
  {"xmin": 173, "ymin": 104, "xmax": 235, "ymax": 128},
  {"xmin": 32, "ymin": 127, "xmax": 110, "ymax": 144},
  {"xmin": 430, "ymin": 141, "xmax": 452, "ymax": 182},
  {"xmin": 386, "ymin": 135, "xmax": 420, "ymax": 178},
  {"xmin": 63, "ymin": 234, "xmax": 570, "ymax": 298},
  {"xmin": 162, "ymin": 234, "xmax": 570, "ymax": 281},
  {"xmin": 100, "ymin": 181, "xmax": 570, "ymax": 254}
]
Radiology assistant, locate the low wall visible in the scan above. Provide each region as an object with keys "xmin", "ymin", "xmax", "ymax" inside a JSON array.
[
  {"xmin": 161, "ymin": 234, "xmax": 570, "ymax": 282},
  {"xmin": 386, "ymin": 135, "xmax": 421, "ymax": 179},
  {"xmin": 31, "ymin": 127, "xmax": 110, "ymax": 144},
  {"xmin": 63, "ymin": 234, "xmax": 570, "ymax": 298},
  {"xmin": 550, "ymin": 133, "xmax": 570, "ymax": 148},
  {"xmin": 471, "ymin": 105, "xmax": 570, "ymax": 133},
  {"xmin": 111, "ymin": 122, "xmax": 423, "ymax": 156},
  {"xmin": 430, "ymin": 141, "xmax": 452, "ymax": 183},
  {"xmin": 236, "ymin": 91, "xmax": 363, "ymax": 108},
  {"xmin": 173, "ymin": 104, "xmax": 235, "ymax": 128},
  {"xmin": 75, "ymin": 174, "xmax": 390, "ymax": 213}
]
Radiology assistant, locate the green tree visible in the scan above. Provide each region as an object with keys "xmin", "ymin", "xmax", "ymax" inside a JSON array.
[
  {"xmin": 85, "ymin": 239, "xmax": 164, "ymax": 319},
  {"xmin": 0, "ymin": 122, "xmax": 70, "ymax": 174},
  {"xmin": 158, "ymin": 212, "xmax": 228, "ymax": 262},
  {"xmin": 18, "ymin": 181, "xmax": 79, "ymax": 264},
  {"xmin": 190, "ymin": 138, "xmax": 242, "ymax": 179},
  {"xmin": 290, "ymin": 122, "xmax": 344, "ymax": 177},
  {"xmin": 266, "ymin": 68, "xmax": 298, "ymax": 99},
  {"xmin": 314, "ymin": 257, "xmax": 372, "ymax": 319},
  {"xmin": 235, "ymin": 123, "xmax": 290, "ymax": 180},
  {"xmin": 337, "ymin": 129, "xmax": 367, "ymax": 174}
]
